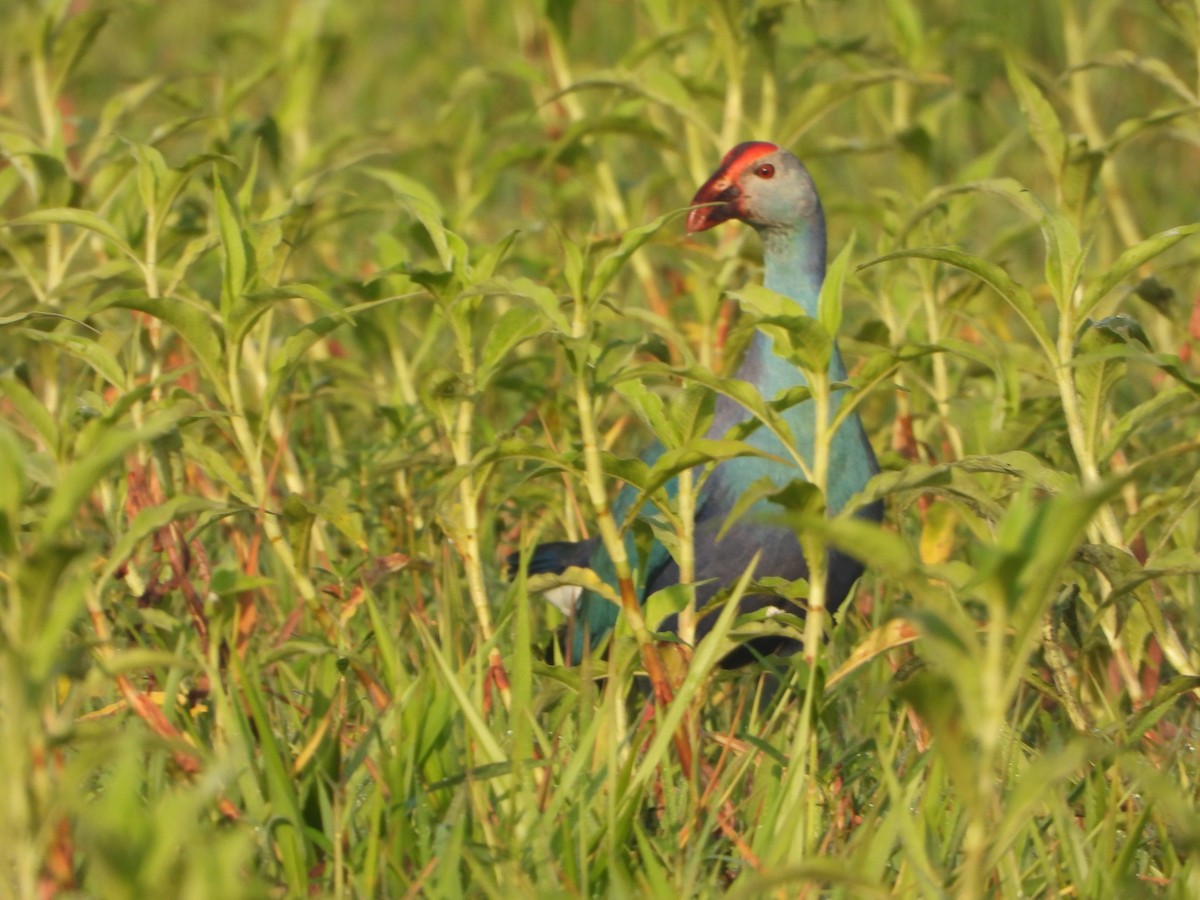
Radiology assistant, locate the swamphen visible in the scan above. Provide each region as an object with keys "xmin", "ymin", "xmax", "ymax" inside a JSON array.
[{"xmin": 516, "ymin": 142, "xmax": 882, "ymax": 667}]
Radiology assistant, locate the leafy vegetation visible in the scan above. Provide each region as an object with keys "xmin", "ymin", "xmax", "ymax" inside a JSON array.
[{"xmin": 3, "ymin": 0, "xmax": 1200, "ymax": 896}]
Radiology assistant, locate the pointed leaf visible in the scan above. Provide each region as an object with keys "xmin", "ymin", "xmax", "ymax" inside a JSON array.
[
  {"xmin": 827, "ymin": 618, "xmax": 921, "ymax": 689},
  {"xmin": 0, "ymin": 425, "xmax": 25, "ymax": 555},
  {"xmin": 19, "ymin": 329, "xmax": 126, "ymax": 388},
  {"xmin": 1005, "ymin": 56, "xmax": 1065, "ymax": 174},
  {"xmin": 588, "ymin": 209, "xmax": 678, "ymax": 299},
  {"xmin": 614, "ymin": 378, "xmax": 675, "ymax": 446},
  {"xmin": 819, "ymin": 230, "xmax": 855, "ymax": 337},
  {"xmin": 40, "ymin": 409, "xmax": 187, "ymax": 540},
  {"xmin": 0, "ymin": 374, "xmax": 59, "ymax": 451},
  {"xmin": 1080, "ymin": 224, "xmax": 1200, "ymax": 319},
  {"xmin": 642, "ymin": 438, "xmax": 769, "ymax": 499},
  {"xmin": 9, "ymin": 207, "xmax": 136, "ymax": 261},
  {"xmin": 182, "ymin": 435, "xmax": 256, "ymax": 505},
  {"xmin": 474, "ymin": 276, "xmax": 570, "ymax": 333},
  {"xmin": 263, "ymin": 314, "xmax": 349, "ymax": 422},
  {"xmin": 99, "ymin": 495, "xmax": 226, "ymax": 586},
  {"xmin": 363, "ymin": 168, "xmax": 455, "ymax": 269},
  {"xmin": 862, "ymin": 246, "xmax": 1055, "ymax": 360},
  {"xmin": 653, "ymin": 363, "xmax": 802, "ymax": 468},
  {"xmin": 213, "ymin": 175, "xmax": 248, "ymax": 322},
  {"xmin": 480, "ymin": 305, "xmax": 543, "ymax": 380},
  {"xmin": 107, "ymin": 292, "xmax": 229, "ymax": 406}
]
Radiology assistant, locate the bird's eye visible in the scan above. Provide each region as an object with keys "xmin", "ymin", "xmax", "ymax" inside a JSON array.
[{"xmin": 755, "ymin": 163, "xmax": 775, "ymax": 178}]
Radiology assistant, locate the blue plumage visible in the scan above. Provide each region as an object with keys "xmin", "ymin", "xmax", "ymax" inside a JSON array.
[{"xmin": 513, "ymin": 142, "xmax": 882, "ymax": 666}]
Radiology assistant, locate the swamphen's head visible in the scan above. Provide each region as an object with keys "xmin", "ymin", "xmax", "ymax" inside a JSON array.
[{"xmin": 687, "ymin": 141, "xmax": 820, "ymax": 234}]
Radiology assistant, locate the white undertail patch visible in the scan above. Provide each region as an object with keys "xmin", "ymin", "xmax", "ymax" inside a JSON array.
[{"xmin": 543, "ymin": 585, "xmax": 583, "ymax": 616}]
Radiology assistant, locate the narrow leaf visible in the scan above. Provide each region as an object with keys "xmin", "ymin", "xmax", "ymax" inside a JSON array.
[
  {"xmin": 9, "ymin": 207, "xmax": 136, "ymax": 261},
  {"xmin": 863, "ymin": 246, "xmax": 1055, "ymax": 360},
  {"xmin": 1080, "ymin": 224, "xmax": 1200, "ymax": 319}
]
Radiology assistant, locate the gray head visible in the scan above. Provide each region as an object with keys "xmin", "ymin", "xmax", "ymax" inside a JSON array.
[{"xmin": 687, "ymin": 142, "xmax": 822, "ymax": 234}]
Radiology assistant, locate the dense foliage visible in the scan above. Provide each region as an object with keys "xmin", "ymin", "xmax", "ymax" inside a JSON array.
[{"xmin": 2, "ymin": 1, "xmax": 1199, "ymax": 896}]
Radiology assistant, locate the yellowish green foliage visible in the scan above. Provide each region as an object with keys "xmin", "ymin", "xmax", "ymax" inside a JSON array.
[{"xmin": 1, "ymin": 1, "xmax": 1199, "ymax": 897}]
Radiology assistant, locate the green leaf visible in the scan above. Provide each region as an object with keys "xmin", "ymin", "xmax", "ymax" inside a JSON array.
[
  {"xmin": 9, "ymin": 207, "xmax": 137, "ymax": 262},
  {"xmin": 649, "ymin": 363, "xmax": 801, "ymax": 467},
  {"xmin": 0, "ymin": 425, "xmax": 25, "ymax": 555},
  {"xmin": 48, "ymin": 9, "xmax": 109, "ymax": 94},
  {"xmin": 281, "ymin": 493, "xmax": 317, "ymax": 568},
  {"xmin": 819, "ymin": 230, "xmax": 855, "ymax": 337},
  {"xmin": 669, "ymin": 383, "xmax": 713, "ymax": 443},
  {"xmin": 759, "ymin": 313, "xmax": 834, "ymax": 376},
  {"xmin": 729, "ymin": 282, "xmax": 800, "ymax": 319},
  {"xmin": 271, "ymin": 283, "xmax": 352, "ymax": 323},
  {"xmin": 105, "ymin": 291, "xmax": 229, "ymax": 407},
  {"xmin": 363, "ymin": 168, "xmax": 456, "ymax": 269},
  {"xmin": 99, "ymin": 495, "xmax": 227, "ymax": 587},
  {"xmin": 862, "ymin": 245, "xmax": 1055, "ymax": 360},
  {"xmin": 525, "ymin": 566, "xmax": 622, "ymax": 607},
  {"xmin": 731, "ymin": 284, "xmax": 834, "ymax": 374},
  {"xmin": 954, "ymin": 451, "xmax": 1075, "ymax": 494},
  {"xmin": 182, "ymin": 435, "xmax": 257, "ymax": 506},
  {"xmin": 784, "ymin": 69, "xmax": 938, "ymax": 143},
  {"xmin": 1005, "ymin": 55, "xmax": 1065, "ymax": 175},
  {"xmin": 213, "ymin": 174, "xmax": 249, "ymax": 323},
  {"xmin": 0, "ymin": 310, "xmax": 92, "ymax": 329},
  {"xmin": 233, "ymin": 655, "xmax": 310, "ymax": 892},
  {"xmin": 614, "ymin": 378, "xmax": 675, "ymax": 446},
  {"xmin": 19, "ymin": 328, "xmax": 126, "ymax": 389},
  {"xmin": 815, "ymin": 512, "xmax": 919, "ymax": 581},
  {"xmin": 643, "ymin": 583, "xmax": 690, "ymax": 631},
  {"xmin": 717, "ymin": 476, "xmax": 786, "ymax": 542},
  {"xmin": 0, "ymin": 373, "xmax": 59, "ymax": 451},
  {"xmin": 474, "ymin": 276, "xmax": 570, "ymax": 334},
  {"xmin": 263, "ymin": 314, "xmax": 349, "ymax": 423},
  {"xmin": 587, "ymin": 209, "xmax": 678, "ymax": 300},
  {"xmin": 642, "ymin": 438, "xmax": 769, "ymax": 498},
  {"xmin": 479, "ymin": 305, "xmax": 543, "ymax": 380},
  {"xmin": 40, "ymin": 408, "xmax": 187, "ymax": 541},
  {"xmin": 560, "ymin": 232, "xmax": 586, "ymax": 303},
  {"xmin": 1099, "ymin": 385, "xmax": 1193, "ymax": 462},
  {"xmin": 1079, "ymin": 224, "xmax": 1200, "ymax": 319},
  {"xmin": 131, "ymin": 141, "xmax": 169, "ymax": 220}
]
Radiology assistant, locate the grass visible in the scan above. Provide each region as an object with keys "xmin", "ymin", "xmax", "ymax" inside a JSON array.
[{"xmin": 2, "ymin": 0, "xmax": 1200, "ymax": 896}]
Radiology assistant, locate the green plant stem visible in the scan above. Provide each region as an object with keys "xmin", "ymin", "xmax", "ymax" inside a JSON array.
[
  {"xmin": 30, "ymin": 41, "xmax": 59, "ymax": 152},
  {"xmin": 676, "ymin": 466, "xmax": 697, "ymax": 648},
  {"xmin": 570, "ymin": 354, "xmax": 649, "ymax": 647},
  {"xmin": 140, "ymin": 194, "xmax": 163, "ymax": 421},
  {"xmin": 708, "ymin": 1, "xmax": 744, "ymax": 149},
  {"xmin": 1062, "ymin": 2, "xmax": 1142, "ymax": 249},
  {"xmin": 801, "ymin": 369, "xmax": 831, "ymax": 665},
  {"xmin": 452, "ymin": 396, "xmax": 494, "ymax": 648},
  {"xmin": 960, "ymin": 592, "xmax": 1008, "ymax": 900},
  {"xmin": 771, "ymin": 653, "xmax": 819, "ymax": 863},
  {"xmin": 1054, "ymin": 299, "xmax": 1144, "ymax": 701},
  {"xmin": 240, "ymin": 328, "xmax": 332, "ymax": 560},
  {"xmin": 44, "ymin": 224, "xmax": 63, "ymax": 300},
  {"xmin": 920, "ymin": 270, "xmax": 965, "ymax": 460},
  {"xmin": 442, "ymin": 312, "xmax": 509, "ymax": 705},
  {"xmin": 543, "ymin": 28, "xmax": 667, "ymax": 320},
  {"xmin": 227, "ymin": 346, "xmax": 318, "ymax": 609},
  {"xmin": 1058, "ymin": 346, "xmax": 1198, "ymax": 683},
  {"xmin": 567, "ymin": 302, "xmax": 685, "ymax": 748}
]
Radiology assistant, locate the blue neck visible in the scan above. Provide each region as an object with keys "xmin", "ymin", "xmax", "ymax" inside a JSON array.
[
  {"xmin": 712, "ymin": 216, "xmax": 874, "ymax": 512},
  {"xmin": 761, "ymin": 218, "xmax": 826, "ymax": 312}
]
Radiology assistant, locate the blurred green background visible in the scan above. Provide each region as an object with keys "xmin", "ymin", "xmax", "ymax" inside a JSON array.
[{"xmin": 2, "ymin": 0, "xmax": 1200, "ymax": 897}]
